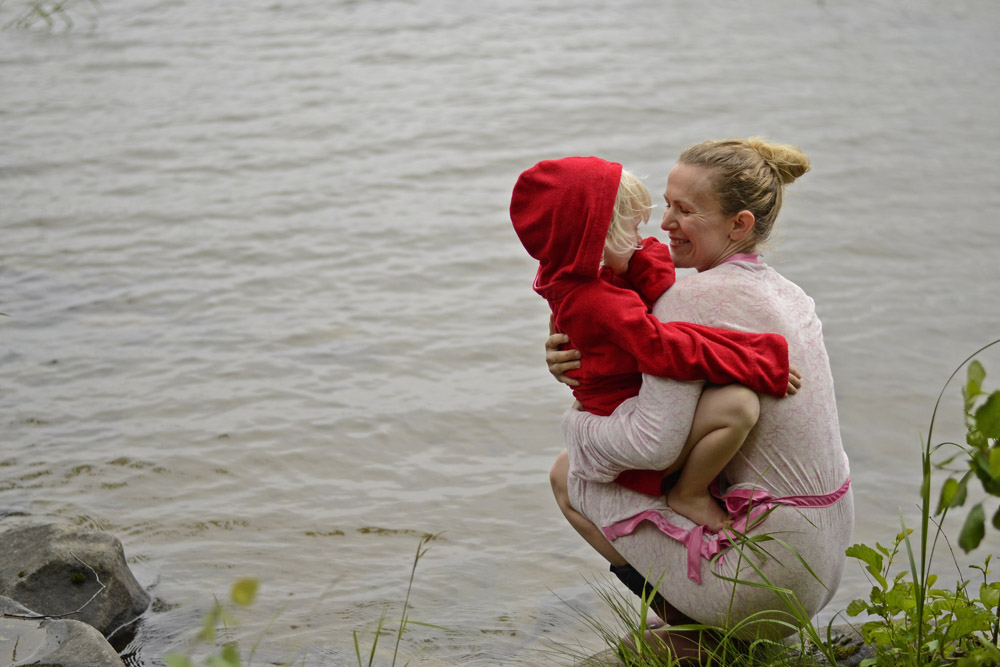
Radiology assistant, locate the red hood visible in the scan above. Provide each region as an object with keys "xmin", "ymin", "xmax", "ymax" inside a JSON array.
[{"xmin": 510, "ymin": 156, "xmax": 622, "ymax": 299}]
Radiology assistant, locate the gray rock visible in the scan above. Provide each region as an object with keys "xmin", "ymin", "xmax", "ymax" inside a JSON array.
[
  {"xmin": 0, "ymin": 595, "xmax": 35, "ymax": 616},
  {"xmin": 0, "ymin": 616, "xmax": 125, "ymax": 667},
  {"xmin": 798, "ymin": 623, "xmax": 876, "ymax": 667},
  {"xmin": 0, "ymin": 524, "xmax": 150, "ymax": 638}
]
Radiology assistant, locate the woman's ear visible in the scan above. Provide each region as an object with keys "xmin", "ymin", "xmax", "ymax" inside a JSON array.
[{"xmin": 730, "ymin": 210, "xmax": 756, "ymax": 242}]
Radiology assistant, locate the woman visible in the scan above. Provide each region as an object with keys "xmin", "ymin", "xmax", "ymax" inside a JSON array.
[{"xmin": 546, "ymin": 138, "xmax": 853, "ymax": 658}]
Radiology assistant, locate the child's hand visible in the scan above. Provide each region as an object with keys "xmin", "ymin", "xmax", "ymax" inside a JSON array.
[
  {"xmin": 545, "ymin": 333, "xmax": 581, "ymax": 387},
  {"xmin": 785, "ymin": 366, "xmax": 802, "ymax": 396}
]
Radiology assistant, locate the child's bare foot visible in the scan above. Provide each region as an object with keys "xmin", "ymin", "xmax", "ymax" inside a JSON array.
[{"xmin": 667, "ymin": 487, "xmax": 732, "ymax": 532}]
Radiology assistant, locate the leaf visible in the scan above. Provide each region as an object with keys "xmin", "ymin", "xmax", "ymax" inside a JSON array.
[
  {"xmin": 846, "ymin": 543, "xmax": 883, "ymax": 573},
  {"xmin": 991, "ymin": 447, "xmax": 1000, "ymax": 479},
  {"xmin": 206, "ymin": 644, "xmax": 241, "ymax": 667},
  {"xmin": 945, "ymin": 613, "xmax": 992, "ymax": 641},
  {"xmin": 968, "ymin": 429, "xmax": 988, "ymax": 449},
  {"xmin": 975, "ymin": 391, "xmax": 1000, "ymax": 438},
  {"xmin": 958, "ymin": 503, "xmax": 986, "ymax": 553},
  {"xmin": 220, "ymin": 643, "xmax": 241, "ymax": 667},
  {"xmin": 937, "ymin": 477, "xmax": 967, "ymax": 514},
  {"xmin": 164, "ymin": 655, "xmax": 195, "ymax": 667},
  {"xmin": 969, "ymin": 360, "xmax": 986, "ymax": 393},
  {"xmin": 994, "ymin": 505, "xmax": 1000, "ymax": 531},
  {"xmin": 980, "ymin": 581, "xmax": 1000, "ymax": 608},
  {"xmin": 846, "ymin": 598, "xmax": 870, "ymax": 617},
  {"xmin": 198, "ymin": 603, "xmax": 221, "ymax": 641},
  {"xmin": 972, "ymin": 451, "xmax": 1000, "ymax": 494},
  {"xmin": 886, "ymin": 583, "xmax": 916, "ymax": 613},
  {"xmin": 231, "ymin": 578, "xmax": 259, "ymax": 606},
  {"xmin": 965, "ymin": 360, "xmax": 986, "ymax": 410}
]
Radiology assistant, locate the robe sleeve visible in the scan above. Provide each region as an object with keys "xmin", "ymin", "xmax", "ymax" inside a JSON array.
[
  {"xmin": 619, "ymin": 237, "xmax": 676, "ymax": 304},
  {"xmin": 581, "ymin": 283, "xmax": 790, "ymax": 398}
]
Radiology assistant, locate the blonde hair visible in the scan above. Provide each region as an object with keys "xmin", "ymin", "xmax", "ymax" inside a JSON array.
[
  {"xmin": 678, "ymin": 137, "xmax": 810, "ymax": 248},
  {"xmin": 605, "ymin": 169, "xmax": 652, "ymax": 257}
]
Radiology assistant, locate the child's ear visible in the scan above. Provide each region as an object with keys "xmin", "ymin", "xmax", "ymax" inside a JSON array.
[{"xmin": 730, "ymin": 210, "xmax": 755, "ymax": 242}]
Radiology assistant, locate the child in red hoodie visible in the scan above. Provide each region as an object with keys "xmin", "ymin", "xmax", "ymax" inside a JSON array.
[{"xmin": 510, "ymin": 156, "xmax": 797, "ymax": 530}]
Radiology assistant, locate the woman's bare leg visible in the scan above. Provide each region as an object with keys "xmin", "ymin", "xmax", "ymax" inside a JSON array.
[
  {"xmin": 551, "ymin": 450, "xmax": 707, "ymax": 632},
  {"xmin": 666, "ymin": 385, "xmax": 760, "ymax": 531},
  {"xmin": 550, "ymin": 449, "xmax": 627, "ymax": 566}
]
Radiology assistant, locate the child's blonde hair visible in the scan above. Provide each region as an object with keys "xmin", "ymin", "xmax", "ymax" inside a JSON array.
[{"xmin": 605, "ymin": 169, "xmax": 652, "ymax": 257}]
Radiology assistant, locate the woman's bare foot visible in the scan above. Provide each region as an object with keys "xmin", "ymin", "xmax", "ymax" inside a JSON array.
[{"xmin": 667, "ymin": 487, "xmax": 732, "ymax": 532}]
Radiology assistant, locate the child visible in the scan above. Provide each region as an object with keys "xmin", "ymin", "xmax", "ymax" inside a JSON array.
[{"xmin": 510, "ymin": 156, "xmax": 796, "ymax": 530}]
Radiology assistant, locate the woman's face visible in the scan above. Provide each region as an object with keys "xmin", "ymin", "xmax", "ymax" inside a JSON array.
[{"xmin": 660, "ymin": 162, "xmax": 745, "ymax": 272}]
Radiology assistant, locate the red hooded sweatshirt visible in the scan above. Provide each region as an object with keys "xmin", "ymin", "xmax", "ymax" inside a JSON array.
[{"xmin": 510, "ymin": 157, "xmax": 790, "ymax": 495}]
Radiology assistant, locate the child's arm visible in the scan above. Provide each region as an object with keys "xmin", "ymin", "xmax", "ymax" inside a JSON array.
[
  {"xmin": 575, "ymin": 283, "xmax": 790, "ymax": 398},
  {"xmin": 619, "ymin": 237, "xmax": 675, "ymax": 303}
]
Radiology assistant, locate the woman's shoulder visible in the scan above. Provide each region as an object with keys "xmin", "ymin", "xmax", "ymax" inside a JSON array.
[
  {"xmin": 656, "ymin": 262, "xmax": 811, "ymax": 328},
  {"xmin": 666, "ymin": 262, "xmax": 765, "ymax": 298},
  {"xmin": 672, "ymin": 261, "xmax": 803, "ymax": 295}
]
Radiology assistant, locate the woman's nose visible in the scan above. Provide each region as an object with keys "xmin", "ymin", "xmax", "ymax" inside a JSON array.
[{"xmin": 661, "ymin": 209, "xmax": 675, "ymax": 231}]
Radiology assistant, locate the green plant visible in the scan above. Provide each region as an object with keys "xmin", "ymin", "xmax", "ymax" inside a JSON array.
[
  {"xmin": 846, "ymin": 340, "xmax": 1000, "ymax": 666},
  {"xmin": 163, "ymin": 578, "xmax": 261, "ymax": 667},
  {"xmin": 846, "ymin": 531, "xmax": 999, "ymax": 665},
  {"xmin": 161, "ymin": 534, "xmax": 444, "ymax": 667},
  {"xmin": 352, "ymin": 532, "xmax": 448, "ymax": 667},
  {"xmin": 938, "ymin": 357, "xmax": 1000, "ymax": 552},
  {"xmin": 557, "ymin": 573, "xmax": 840, "ymax": 667}
]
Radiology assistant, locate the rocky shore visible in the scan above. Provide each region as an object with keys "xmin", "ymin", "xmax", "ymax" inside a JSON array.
[
  {"xmin": 0, "ymin": 523, "xmax": 149, "ymax": 667},
  {"xmin": 1, "ymin": 522, "xmax": 874, "ymax": 666}
]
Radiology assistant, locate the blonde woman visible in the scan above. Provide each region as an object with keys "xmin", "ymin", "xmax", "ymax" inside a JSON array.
[{"xmin": 546, "ymin": 139, "xmax": 853, "ymax": 661}]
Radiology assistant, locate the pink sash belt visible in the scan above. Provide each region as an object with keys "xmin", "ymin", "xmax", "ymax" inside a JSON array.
[{"xmin": 601, "ymin": 478, "xmax": 851, "ymax": 584}]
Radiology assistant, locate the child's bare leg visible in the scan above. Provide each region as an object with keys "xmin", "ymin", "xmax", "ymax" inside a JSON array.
[
  {"xmin": 549, "ymin": 449, "xmax": 628, "ymax": 567},
  {"xmin": 666, "ymin": 385, "xmax": 760, "ymax": 531}
]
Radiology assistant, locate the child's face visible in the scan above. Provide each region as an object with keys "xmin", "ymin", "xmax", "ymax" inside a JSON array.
[{"xmin": 602, "ymin": 213, "xmax": 647, "ymax": 275}]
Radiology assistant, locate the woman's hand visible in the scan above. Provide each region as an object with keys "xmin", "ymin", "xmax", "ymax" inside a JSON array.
[
  {"xmin": 545, "ymin": 333, "xmax": 581, "ymax": 387},
  {"xmin": 786, "ymin": 366, "xmax": 802, "ymax": 396}
]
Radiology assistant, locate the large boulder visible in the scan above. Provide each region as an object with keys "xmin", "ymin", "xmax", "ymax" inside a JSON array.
[
  {"xmin": 0, "ymin": 524, "xmax": 150, "ymax": 639},
  {"xmin": 0, "ymin": 615, "xmax": 126, "ymax": 667}
]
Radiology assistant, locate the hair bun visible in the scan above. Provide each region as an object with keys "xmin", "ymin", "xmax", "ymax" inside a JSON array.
[{"xmin": 746, "ymin": 137, "xmax": 810, "ymax": 185}]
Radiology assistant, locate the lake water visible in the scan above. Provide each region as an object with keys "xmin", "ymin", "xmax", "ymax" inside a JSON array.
[{"xmin": 2, "ymin": 0, "xmax": 1000, "ymax": 664}]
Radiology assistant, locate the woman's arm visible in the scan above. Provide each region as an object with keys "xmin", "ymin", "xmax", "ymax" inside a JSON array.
[{"xmin": 546, "ymin": 316, "xmax": 699, "ymax": 480}]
